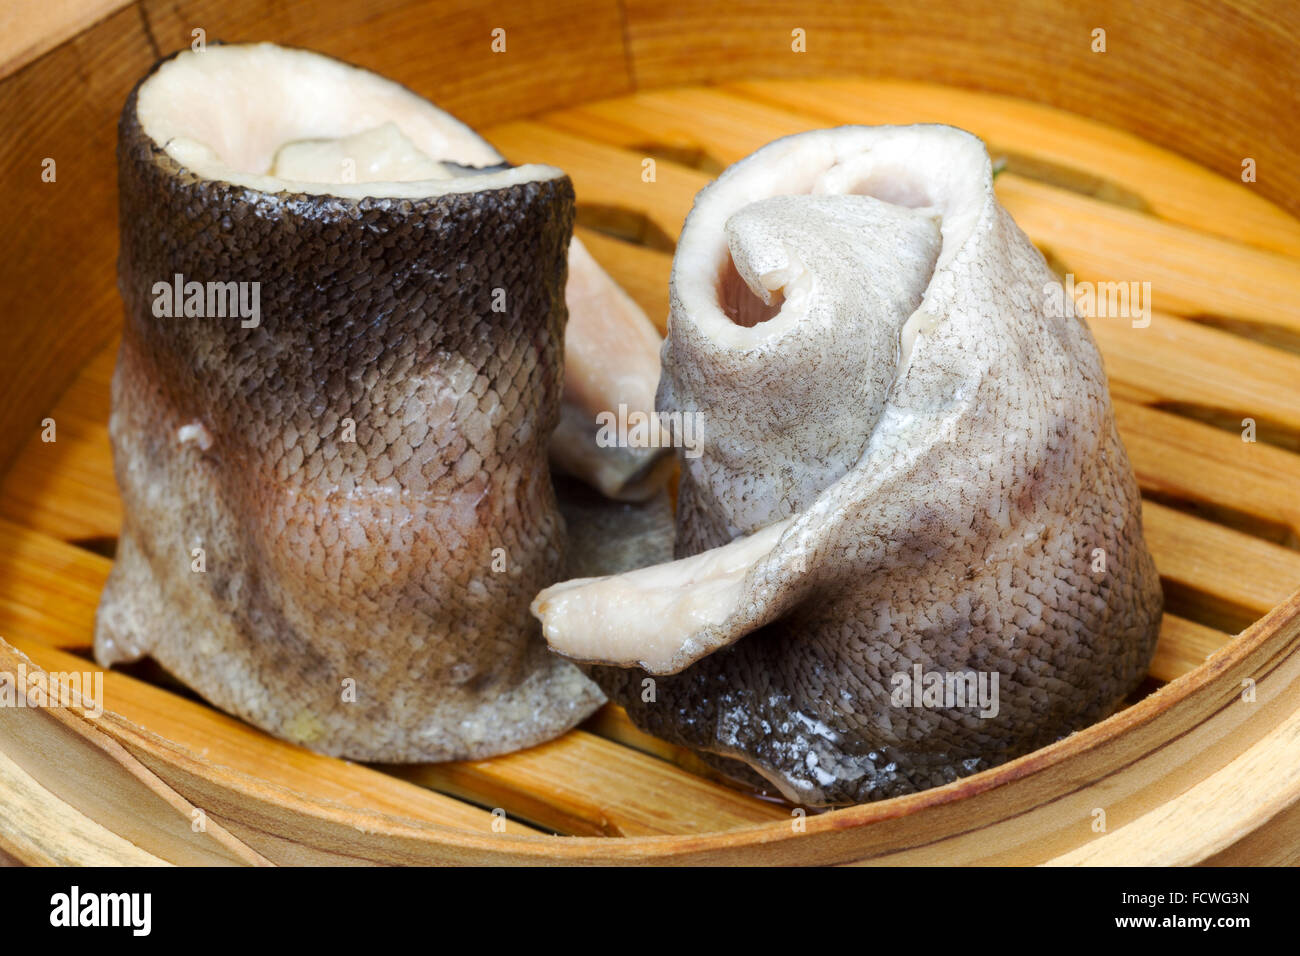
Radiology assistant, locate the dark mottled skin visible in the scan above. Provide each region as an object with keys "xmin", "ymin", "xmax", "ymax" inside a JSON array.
[
  {"xmin": 587, "ymin": 127, "xmax": 1163, "ymax": 806},
  {"xmin": 94, "ymin": 68, "xmax": 603, "ymax": 761}
]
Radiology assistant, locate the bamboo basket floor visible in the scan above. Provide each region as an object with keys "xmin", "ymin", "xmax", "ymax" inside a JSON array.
[{"xmin": 4, "ymin": 76, "xmax": 1300, "ymax": 866}]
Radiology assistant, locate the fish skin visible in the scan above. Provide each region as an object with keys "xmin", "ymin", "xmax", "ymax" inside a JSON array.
[
  {"xmin": 95, "ymin": 63, "xmax": 603, "ymax": 761},
  {"xmin": 269, "ymin": 109, "xmax": 672, "ymax": 502},
  {"xmin": 542, "ymin": 125, "xmax": 1164, "ymax": 805},
  {"xmin": 672, "ymin": 193, "xmax": 942, "ymax": 545}
]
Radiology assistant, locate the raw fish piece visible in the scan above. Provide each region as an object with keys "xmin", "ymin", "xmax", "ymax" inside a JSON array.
[{"xmin": 535, "ymin": 125, "xmax": 1163, "ymax": 804}]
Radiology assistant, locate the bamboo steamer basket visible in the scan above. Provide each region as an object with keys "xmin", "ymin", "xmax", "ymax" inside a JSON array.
[{"xmin": 1, "ymin": 0, "xmax": 1299, "ymax": 866}]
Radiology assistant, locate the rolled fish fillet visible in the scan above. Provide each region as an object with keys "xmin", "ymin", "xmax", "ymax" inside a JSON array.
[
  {"xmin": 534, "ymin": 125, "xmax": 1164, "ymax": 805},
  {"xmin": 95, "ymin": 42, "xmax": 637, "ymax": 760}
]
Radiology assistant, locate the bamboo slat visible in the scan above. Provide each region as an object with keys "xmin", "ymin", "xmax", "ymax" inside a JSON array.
[
  {"xmin": 0, "ymin": 640, "xmax": 268, "ymax": 865},
  {"xmin": 7, "ymin": 590, "xmax": 1299, "ymax": 865},
  {"xmin": 1113, "ymin": 401, "xmax": 1300, "ymax": 546},
  {"xmin": 0, "ymin": 0, "xmax": 135, "ymax": 80},
  {"xmin": 9, "ymin": 626, "xmax": 789, "ymax": 840},
  {"xmin": 726, "ymin": 79, "xmax": 1300, "ymax": 258},
  {"xmin": 0, "ymin": 747, "xmax": 168, "ymax": 866},
  {"xmin": 522, "ymin": 86, "xmax": 1300, "ymax": 334},
  {"xmin": 616, "ymin": 3, "xmax": 1300, "ymax": 234},
  {"xmin": 1049, "ymin": 700, "xmax": 1300, "ymax": 866},
  {"xmin": 1090, "ymin": 316, "xmax": 1300, "ymax": 443},
  {"xmin": 9, "ymin": 636, "xmax": 521, "ymax": 835},
  {"xmin": 0, "ymin": 517, "xmax": 111, "ymax": 650},
  {"xmin": 1149, "ymin": 615, "xmax": 1231, "ymax": 685},
  {"xmin": 385, "ymin": 732, "xmax": 789, "ymax": 837},
  {"xmin": 1142, "ymin": 502, "xmax": 1300, "ymax": 634}
]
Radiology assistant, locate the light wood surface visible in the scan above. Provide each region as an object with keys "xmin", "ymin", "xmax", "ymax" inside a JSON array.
[
  {"xmin": 0, "ymin": 5, "xmax": 1298, "ymax": 864},
  {"xmin": 0, "ymin": 0, "xmax": 134, "ymax": 81}
]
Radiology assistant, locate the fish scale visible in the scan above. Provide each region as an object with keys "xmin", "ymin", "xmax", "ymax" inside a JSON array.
[
  {"xmin": 96, "ymin": 50, "xmax": 605, "ymax": 762},
  {"xmin": 537, "ymin": 125, "xmax": 1163, "ymax": 805}
]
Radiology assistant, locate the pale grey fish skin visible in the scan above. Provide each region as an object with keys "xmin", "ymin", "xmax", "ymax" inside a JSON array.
[
  {"xmin": 543, "ymin": 124, "xmax": 1163, "ymax": 805},
  {"xmin": 670, "ymin": 193, "xmax": 942, "ymax": 545}
]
